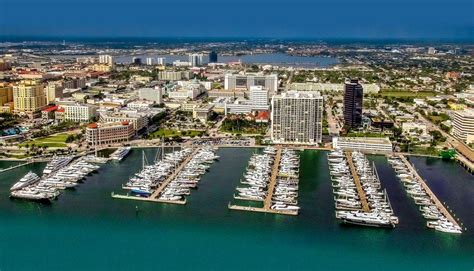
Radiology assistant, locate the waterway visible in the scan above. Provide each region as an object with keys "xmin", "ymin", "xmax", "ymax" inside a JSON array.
[
  {"xmin": 114, "ymin": 53, "xmax": 339, "ymax": 68},
  {"xmin": 0, "ymin": 149, "xmax": 471, "ymax": 270}
]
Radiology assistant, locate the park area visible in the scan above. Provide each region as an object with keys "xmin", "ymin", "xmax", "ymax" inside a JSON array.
[
  {"xmin": 148, "ymin": 129, "xmax": 205, "ymax": 139},
  {"xmin": 378, "ymin": 90, "xmax": 437, "ymax": 98},
  {"xmin": 20, "ymin": 133, "xmax": 70, "ymax": 148}
]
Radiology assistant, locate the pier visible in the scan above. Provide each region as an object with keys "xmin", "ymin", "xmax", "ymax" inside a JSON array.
[
  {"xmin": 228, "ymin": 147, "xmax": 299, "ymax": 216},
  {"xmin": 0, "ymin": 161, "xmax": 33, "ymax": 174},
  {"xmin": 399, "ymin": 155, "xmax": 461, "ymax": 228},
  {"xmin": 112, "ymin": 148, "xmax": 200, "ymax": 205},
  {"xmin": 345, "ymin": 152, "xmax": 370, "ymax": 212}
]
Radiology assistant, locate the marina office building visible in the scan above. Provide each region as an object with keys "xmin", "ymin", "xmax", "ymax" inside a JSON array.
[
  {"xmin": 453, "ymin": 109, "xmax": 474, "ymax": 144},
  {"xmin": 271, "ymin": 91, "xmax": 323, "ymax": 144},
  {"xmin": 225, "ymin": 73, "xmax": 278, "ymax": 93},
  {"xmin": 332, "ymin": 137, "xmax": 393, "ymax": 153}
]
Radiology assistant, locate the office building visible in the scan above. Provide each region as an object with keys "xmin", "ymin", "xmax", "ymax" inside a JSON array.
[
  {"xmin": 209, "ymin": 51, "xmax": 218, "ymax": 63},
  {"xmin": 98, "ymin": 55, "xmax": 114, "ymax": 65},
  {"xmin": 343, "ymin": 79, "xmax": 363, "ymax": 128},
  {"xmin": 146, "ymin": 57, "xmax": 153, "ymax": 65},
  {"xmin": 86, "ymin": 121, "xmax": 134, "ymax": 146},
  {"xmin": 225, "ymin": 73, "xmax": 278, "ymax": 92},
  {"xmin": 188, "ymin": 53, "xmax": 204, "ymax": 67},
  {"xmin": 100, "ymin": 112, "xmax": 148, "ymax": 132},
  {"xmin": 249, "ymin": 86, "xmax": 269, "ymax": 106},
  {"xmin": 271, "ymin": 91, "xmax": 323, "ymax": 144},
  {"xmin": 453, "ymin": 109, "xmax": 474, "ymax": 144},
  {"xmin": 138, "ymin": 87, "xmax": 162, "ymax": 104},
  {"xmin": 13, "ymin": 80, "xmax": 47, "ymax": 118},
  {"xmin": 157, "ymin": 57, "xmax": 166, "ymax": 65}
]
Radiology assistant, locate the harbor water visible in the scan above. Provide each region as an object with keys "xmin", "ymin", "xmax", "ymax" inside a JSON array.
[{"xmin": 0, "ymin": 148, "xmax": 472, "ymax": 270}]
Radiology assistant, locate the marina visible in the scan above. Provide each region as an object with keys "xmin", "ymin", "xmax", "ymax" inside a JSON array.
[
  {"xmin": 0, "ymin": 148, "xmax": 472, "ymax": 270},
  {"xmin": 387, "ymin": 155, "xmax": 463, "ymax": 234},
  {"xmin": 112, "ymin": 147, "xmax": 218, "ymax": 204},
  {"xmin": 328, "ymin": 149, "xmax": 398, "ymax": 228},
  {"xmin": 228, "ymin": 147, "xmax": 301, "ymax": 216},
  {"xmin": 10, "ymin": 155, "xmax": 102, "ymax": 202},
  {"xmin": 110, "ymin": 146, "xmax": 132, "ymax": 161}
]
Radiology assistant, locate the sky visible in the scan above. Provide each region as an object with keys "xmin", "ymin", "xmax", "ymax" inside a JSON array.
[{"xmin": 0, "ymin": 0, "xmax": 473, "ymax": 40}]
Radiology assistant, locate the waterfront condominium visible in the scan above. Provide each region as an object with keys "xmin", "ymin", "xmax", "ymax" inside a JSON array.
[
  {"xmin": 343, "ymin": 78, "xmax": 363, "ymax": 128},
  {"xmin": 225, "ymin": 73, "xmax": 278, "ymax": 93},
  {"xmin": 86, "ymin": 121, "xmax": 134, "ymax": 146},
  {"xmin": 452, "ymin": 109, "xmax": 474, "ymax": 144},
  {"xmin": 189, "ymin": 53, "xmax": 204, "ymax": 67},
  {"xmin": 13, "ymin": 80, "xmax": 47, "ymax": 118},
  {"xmin": 271, "ymin": 91, "xmax": 323, "ymax": 144}
]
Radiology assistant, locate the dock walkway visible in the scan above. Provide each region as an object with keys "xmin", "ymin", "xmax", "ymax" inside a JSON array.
[
  {"xmin": 0, "ymin": 161, "xmax": 33, "ymax": 174},
  {"xmin": 345, "ymin": 152, "xmax": 370, "ymax": 212},
  {"xmin": 399, "ymin": 155, "xmax": 460, "ymax": 228}
]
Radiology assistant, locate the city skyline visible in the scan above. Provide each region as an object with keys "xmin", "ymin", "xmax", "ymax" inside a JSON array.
[{"xmin": 1, "ymin": 0, "xmax": 473, "ymax": 40}]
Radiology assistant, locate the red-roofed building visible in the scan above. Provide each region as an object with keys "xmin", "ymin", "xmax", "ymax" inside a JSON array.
[
  {"xmin": 41, "ymin": 105, "xmax": 59, "ymax": 120},
  {"xmin": 85, "ymin": 121, "xmax": 134, "ymax": 146},
  {"xmin": 255, "ymin": 111, "xmax": 270, "ymax": 123}
]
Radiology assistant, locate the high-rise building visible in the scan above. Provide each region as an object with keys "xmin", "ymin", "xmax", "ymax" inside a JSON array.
[
  {"xmin": 209, "ymin": 51, "xmax": 218, "ymax": 63},
  {"xmin": 188, "ymin": 53, "xmax": 204, "ymax": 67},
  {"xmin": 427, "ymin": 47, "xmax": 436, "ymax": 55},
  {"xmin": 98, "ymin": 54, "xmax": 114, "ymax": 65},
  {"xmin": 343, "ymin": 79, "xmax": 363, "ymax": 128},
  {"xmin": 146, "ymin": 57, "xmax": 153, "ymax": 65},
  {"xmin": 225, "ymin": 73, "xmax": 278, "ymax": 92},
  {"xmin": 249, "ymin": 86, "xmax": 269, "ymax": 106},
  {"xmin": 45, "ymin": 81, "xmax": 64, "ymax": 104},
  {"xmin": 13, "ymin": 80, "xmax": 47, "ymax": 118},
  {"xmin": 138, "ymin": 87, "xmax": 162, "ymax": 104},
  {"xmin": 271, "ymin": 91, "xmax": 323, "ymax": 144},
  {"xmin": 453, "ymin": 109, "xmax": 474, "ymax": 144},
  {"xmin": 157, "ymin": 57, "xmax": 166, "ymax": 65},
  {"xmin": 132, "ymin": 57, "xmax": 142, "ymax": 65}
]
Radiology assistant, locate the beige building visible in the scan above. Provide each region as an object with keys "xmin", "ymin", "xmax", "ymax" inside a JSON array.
[
  {"xmin": 45, "ymin": 81, "xmax": 64, "ymax": 104},
  {"xmin": 193, "ymin": 104, "xmax": 214, "ymax": 123},
  {"xmin": 271, "ymin": 91, "xmax": 324, "ymax": 144},
  {"xmin": 100, "ymin": 112, "xmax": 147, "ymax": 132},
  {"xmin": 453, "ymin": 109, "xmax": 474, "ymax": 144},
  {"xmin": 13, "ymin": 80, "xmax": 47, "ymax": 118},
  {"xmin": 86, "ymin": 121, "xmax": 134, "ymax": 146},
  {"xmin": 0, "ymin": 83, "xmax": 13, "ymax": 107},
  {"xmin": 61, "ymin": 104, "xmax": 97, "ymax": 122}
]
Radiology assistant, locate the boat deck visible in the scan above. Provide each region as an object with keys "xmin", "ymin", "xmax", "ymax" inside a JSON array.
[
  {"xmin": 345, "ymin": 152, "xmax": 370, "ymax": 212},
  {"xmin": 399, "ymin": 155, "xmax": 461, "ymax": 228}
]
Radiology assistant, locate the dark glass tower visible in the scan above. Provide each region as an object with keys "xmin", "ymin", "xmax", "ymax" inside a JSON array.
[
  {"xmin": 209, "ymin": 51, "xmax": 218, "ymax": 63},
  {"xmin": 343, "ymin": 79, "xmax": 363, "ymax": 128}
]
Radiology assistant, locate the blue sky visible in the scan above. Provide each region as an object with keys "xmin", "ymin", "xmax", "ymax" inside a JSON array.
[{"xmin": 1, "ymin": 0, "xmax": 473, "ymax": 39}]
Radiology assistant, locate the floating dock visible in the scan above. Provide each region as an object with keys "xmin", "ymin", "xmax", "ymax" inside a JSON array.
[
  {"xmin": 345, "ymin": 152, "xmax": 370, "ymax": 212},
  {"xmin": 111, "ymin": 192, "xmax": 186, "ymax": 205},
  {"xmin": 399, "ymin": 155, "xmax": 461, "ymax": 228},
  {"xmin": 228, "ymin": 147, "xmax": 299, "ymax": 216},
  {"xmin": 0, "ymin": 161, "xmax": 34, "ymax": 174}
]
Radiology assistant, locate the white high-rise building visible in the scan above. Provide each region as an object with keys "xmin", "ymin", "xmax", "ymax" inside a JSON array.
[
  {"xmin": 271, "ymin": 91, "xmax": 323, "ymax": 144},
  {"xmin": 188, "ymin": 53, "xmax": 204, "ymax": 67},
  {"xmin": 249, "ymin": 86, "xmax": 269, "ymax": 106},
  {"xmin": 157, "ymin": 57, "xmax": 166, "ymax": 65},
  {"xmin": 453, "ymin": 109, "xmax": 474, "ymax": 144},
  {"xmin": 98, "ymin": 55, "xmax": 114, "ymax": 65},
  {"xmin": 225, "ymin": 73, "xmax": 278, "ymax": 93},
  {"xmin": 146, "ymin": 57, "xmax": 153, "ymax": 65}
]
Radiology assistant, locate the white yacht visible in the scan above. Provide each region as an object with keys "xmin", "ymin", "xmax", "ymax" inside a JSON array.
[{"xmin": 10, "ymin": 171, "xmax": 40, "ymax": 191}]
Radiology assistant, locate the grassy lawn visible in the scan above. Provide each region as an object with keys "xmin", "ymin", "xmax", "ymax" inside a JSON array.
[
  {"xmin": 148, "ymin": 129, "xmax": 204, "ymax": 139},
  {"xmin": 20, "ymin": 133, "xmax": 69, "ymax": 148},
  {"xmin": 379, "ymin": 90, "xmax": 437, "ymax": 98}
]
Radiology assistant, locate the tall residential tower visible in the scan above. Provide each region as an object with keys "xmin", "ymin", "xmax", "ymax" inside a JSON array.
[{"xmin": 343, "ymin": 79, "xmax": 363, "ymax": 128}]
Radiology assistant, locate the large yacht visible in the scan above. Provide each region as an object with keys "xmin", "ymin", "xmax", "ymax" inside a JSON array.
[
  {"xmin": 43, "ymin": 156, "xmax": 74, "ymax": 174},
  {"xmin": 10, "ymin": 171, "xmax": 40, "ymax": 191},
  {"xmin": 110, "ymin": 147, "xmax": 132, "ymax": 161}
]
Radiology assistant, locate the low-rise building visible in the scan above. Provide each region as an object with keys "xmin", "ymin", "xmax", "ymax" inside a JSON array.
[
  {"xmin": 332, "ymin": 137, "xmax": 393, "ymax": 153},
  {"xmin": 193, "ymin": 104, "xmax": 214, "ymax": 123},
  {"xmin": 86, "ymin": 121, "xmax": 134, "ymax": 146},
  {"xmin": 62, "ymin": 104, "xmax": 97, "ymax": 122}
]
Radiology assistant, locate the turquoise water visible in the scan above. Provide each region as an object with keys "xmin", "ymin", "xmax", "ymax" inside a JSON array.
[{"xmin": 0, "ymin": 149, "xmax": 472, "ymax": 270}]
